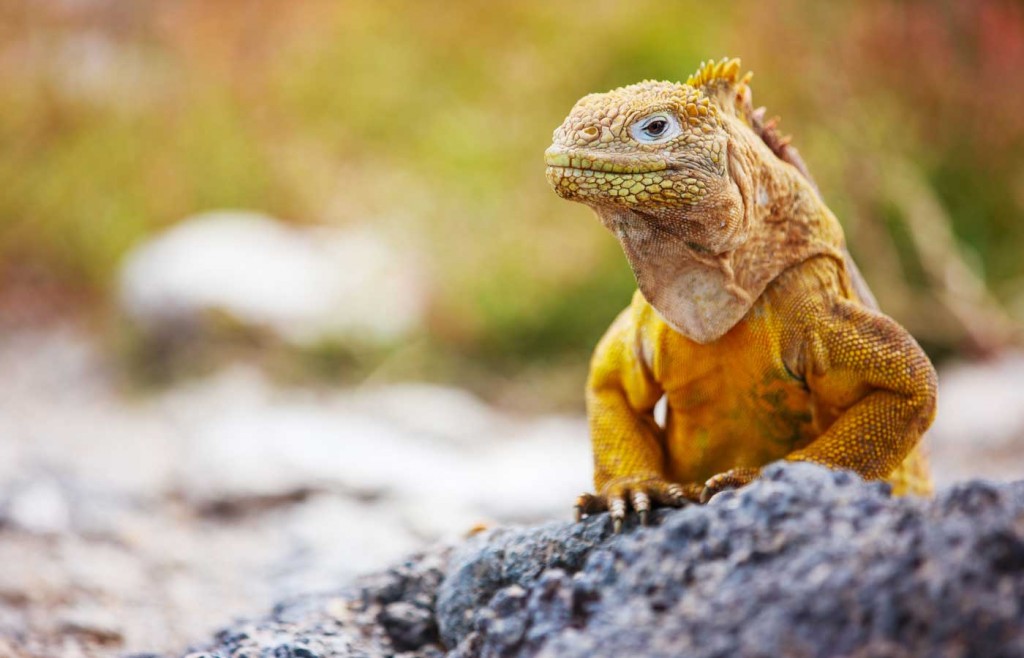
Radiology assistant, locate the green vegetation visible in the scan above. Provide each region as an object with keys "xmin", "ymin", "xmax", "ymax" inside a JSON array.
[{"xmin": 1, "ymin": 0, "xmax": 1021, "ymax": 403}]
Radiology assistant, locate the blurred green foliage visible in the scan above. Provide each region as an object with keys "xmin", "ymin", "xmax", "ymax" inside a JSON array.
[{"xmin": 0, "ymin": 0, "xmax": 1022, "ymax": 403}]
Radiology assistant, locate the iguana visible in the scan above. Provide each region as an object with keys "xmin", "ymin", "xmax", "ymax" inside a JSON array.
[{"xmin": 544, "ymin": 58, "xmax": 938, "ymax": 531}]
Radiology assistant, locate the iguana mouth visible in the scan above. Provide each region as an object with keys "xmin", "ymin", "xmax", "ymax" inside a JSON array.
[{"xmin": 544, "ymin": 149, "xmax": 669, "ymax": 175}]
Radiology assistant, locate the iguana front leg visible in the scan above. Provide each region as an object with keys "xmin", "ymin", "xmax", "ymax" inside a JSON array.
[
  {"xmin": 579, "ymin": 308, "xmax": 701, "ymax": 531},
  {"xmin": 784, "ymin": 297, "xmax": 938, "ymax": 480},
  {"xmin": 700, "ymin": 297, "xmax": 938, "ymax": 501}
]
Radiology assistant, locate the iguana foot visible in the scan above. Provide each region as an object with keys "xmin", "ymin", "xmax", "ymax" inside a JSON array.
[
  {"xmin": 574, "ymin": 478, "xmax": 702, "ymax": 533},
  {"xmin": 700, "ymin": 467, "xmax": 762, "ymax": 504}
]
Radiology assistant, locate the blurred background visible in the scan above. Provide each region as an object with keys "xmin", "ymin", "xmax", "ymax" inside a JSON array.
[{"xmin": 1, "ymin": 1, "xmax": 1023, "ymax": 657}]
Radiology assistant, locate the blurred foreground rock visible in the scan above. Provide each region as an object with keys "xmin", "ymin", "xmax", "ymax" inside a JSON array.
[
  {"xmin": 118, "ymin": 211, "xmax": 428, "ymax": 348},
  {"xmin": 182, "ymin": 463, "xmax": 1024, "ymax": 658}
]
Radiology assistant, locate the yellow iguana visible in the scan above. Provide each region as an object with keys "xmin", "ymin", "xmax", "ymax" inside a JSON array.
[{"xmin": 544, "ymin": 58, "xmax": 938, "ymax": 531}]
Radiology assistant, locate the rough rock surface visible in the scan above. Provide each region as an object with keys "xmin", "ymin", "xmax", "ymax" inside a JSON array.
[
  {"xmin": 182, "ymin": 463, "xmax": 1024, "ymax": 658},
  {"xmin": 177, "ymin": 550, "xmax": 452, "ymax": 658}
]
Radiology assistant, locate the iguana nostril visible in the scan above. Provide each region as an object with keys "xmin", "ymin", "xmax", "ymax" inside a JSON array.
[{"xmin": 580, "ymin": 126, "xmax": 600, "ymax": 140}]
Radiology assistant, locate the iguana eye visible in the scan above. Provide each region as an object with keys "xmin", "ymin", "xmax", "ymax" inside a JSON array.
[{"xmin": 630, "ymin": 113, "xmax": 680, "ymax": 143}]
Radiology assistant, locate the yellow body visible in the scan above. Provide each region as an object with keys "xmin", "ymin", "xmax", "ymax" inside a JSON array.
[
  {"xmin": 588, "ymin": 256, "xmax": 936, "ymax": 497},
  {"xmin": 544, "ymin": 58, "xmax": 939, "ymax": 514}
]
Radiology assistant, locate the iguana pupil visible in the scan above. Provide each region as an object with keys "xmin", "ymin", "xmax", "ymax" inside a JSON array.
[{"xmin": 643, "ymin": 119, "xmax": 667, "ymax": 137}]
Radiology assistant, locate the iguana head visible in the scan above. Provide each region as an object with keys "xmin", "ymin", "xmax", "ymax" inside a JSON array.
[
  {"xmin": 545, "ymin": 66, "xmax": 744, "ymax": 254},
  {"xmin": 545, "ymin": 58, "xmax": 845, "ymax": 343}
]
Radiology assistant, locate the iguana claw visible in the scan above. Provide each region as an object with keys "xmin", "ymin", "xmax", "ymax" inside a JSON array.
[
  {"xmin": 632, "ymin": 491, "xmax": 651, "ymax": 525},
  {"xmin": 573, "ymin": 478, "xmax": 701, "ymax": 532},
  {"xmin": 700, "ymin": 467, "xmax": 762, "ymax": 504}
]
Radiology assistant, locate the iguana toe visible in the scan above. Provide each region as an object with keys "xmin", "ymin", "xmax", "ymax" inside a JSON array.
[{"xmin": 700, "ymin": 467, "xmax": 762, "ymax": 503}]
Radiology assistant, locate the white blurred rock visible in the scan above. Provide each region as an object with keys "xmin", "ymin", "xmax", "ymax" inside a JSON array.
[
  {"xmin": 275, "ymin": 495, "xmax": 424, "ymax": 594},
  {"xmin": 57, "ymin": 604, "xmax": 124, "ymax": 645},
  {"xmin": 7, "ymin": 480, "xmax": 71, "ymax": 534},
  {"xmin": 181, "ymin": 403, "xmax": 469, "ymax": 503},
  {"xmin": 930, "ymin": 353, "xmax": 1024, "ymax": 449},
  {"xmin": 469, "ymin": 417, "xmax": 590, "ymax": 521},
  {"xmin": 177, "ymin": 387, "xmax": 590, "ymax": 528},
  {"xmin": 928, "ymin": 352, "xmax": 1024, "ymax": 483},
  {"xmin": 168, "ymin": 367, "xmax": 590, "ymax": 532},
  {"xmin": 118, "ymin": 211, "xmax": 427, "ymax": 346},
  {"xmin": 346, "ymin": 383, "xmax": 505, "ymax": 448}
]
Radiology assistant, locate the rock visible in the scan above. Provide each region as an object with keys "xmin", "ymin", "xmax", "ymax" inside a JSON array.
[
  {"xmin": 345, "ymin": 384, "xmax": 506, "ymax": 449},
  {"xmin": 180, "ymin": 550, "xmax": 451, "ymax": 657},
  {"xmin": 172, "ymin": 368, "xmax": 589, "ymax": 535},
  {"xmin": 436, "ymin": 515, "xmax": 612, "ymax": 647},
  {"xmin": 118, "ymin": 211, "xmax": 428, "ymax": 348},
  {"xmin": 928, "ymin": 352, "xmax": 1024, "ymax": 482},
  {"xmin": 4, "ymin": 479, "xmax": 71, "ymax": 534},
  {"xmin": 0, "ymin": 329, "xmax": 592, "ymax": 657},
  {"xmin": 379, "ymin": 601, "xmax": 436, "ymax": 652},
  {"xmin": 182, "ymin": 463, "xmax": 1024, "ymax": 657},
  {"xmin": 11, "ymin": 324, "xmax": 1024, "ymax": 657},
  {"xmin": 57, "ymin": 605, "xmax": 124, "ymax": 645}
]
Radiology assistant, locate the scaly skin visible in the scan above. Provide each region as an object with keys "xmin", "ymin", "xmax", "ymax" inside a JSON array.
[{"xmin": 545, "ymin": 59, "xmax": 938, "ymax": 530}]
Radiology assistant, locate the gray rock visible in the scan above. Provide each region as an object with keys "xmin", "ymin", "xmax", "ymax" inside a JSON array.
[
  {"xmin": 436, "ymin": 513, "xmax": 613, "ymax": 647},
  {"xmin": 182, "ymin": 463, "xmax": 1024, "ymax": 658},
  {"xmin": 181, "ymin": 549, "xmax": 451, "ymax": 657}
]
